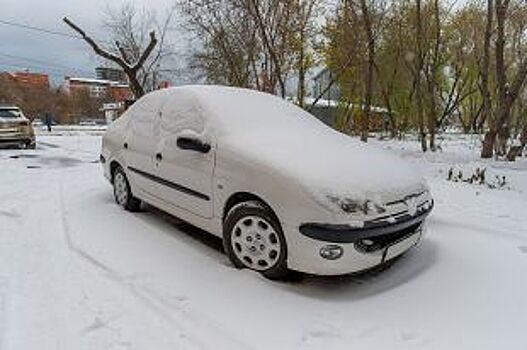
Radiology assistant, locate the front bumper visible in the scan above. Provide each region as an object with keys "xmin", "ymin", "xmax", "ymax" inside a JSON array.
[
  {"xmin": 299, "ymin": 202, "xmax": 433, "ymax": 243},
  {"xmin": 284, "ymin": 202, "xmax": 433, "ymax": 275},
  {"xmin": 0, "ymin": 135, "xmax": 35, "ymax": 148}
]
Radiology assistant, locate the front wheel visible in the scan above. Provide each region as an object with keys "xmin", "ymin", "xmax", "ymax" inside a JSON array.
[
  {"xmin": 113, "ymin": 166, "xmax": 141, "ymax": 212},
  {"xmin": 223, "ymin": 201, "xmax": 289, "ymax": 279}
]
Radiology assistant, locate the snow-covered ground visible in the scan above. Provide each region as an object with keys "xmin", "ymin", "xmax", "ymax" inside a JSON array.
[{"xmin": 0, "ymin": 131, "xmax": 526, "ymax": 349}]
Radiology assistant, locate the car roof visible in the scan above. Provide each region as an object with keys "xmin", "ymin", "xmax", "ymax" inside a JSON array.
[
  {"xmin": 148, "ymin": 85, "xmax": 326, "ymax": 137},
  {"xmin": 0, "ymin": 105, "xmax": 20, "ymax": 110}
]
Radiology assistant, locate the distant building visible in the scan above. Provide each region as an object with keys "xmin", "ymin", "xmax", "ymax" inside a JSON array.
[
  {"xmin": 95, "ymin": 67, "xmax": 126, "ymax": 83},
  {"xmin": 1, "ymin": 71, "xmax": 49, "ymax": 89},
  {"xmin": 101, "ymin": 102, "xmax": 125, "ymax": 124},
  {"xmin": 312, "ymin": 68, "xmax": 341, "ymax": 102},
  {"xmin": 64, "ymin": 77, "xmax": 132, "ymax": 102},
  {"xmin": 309, "ymin": 68, "xmax": 392, "ymax": 132}
]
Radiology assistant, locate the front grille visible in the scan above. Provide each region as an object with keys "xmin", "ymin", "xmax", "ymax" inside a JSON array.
[
  {"xmin": 385, "ymin": 190, "xmax": 426, "ymax": 206},
  {"xmin": 354, "ymin": 222, "xmax": 421, "ymax": 253}
]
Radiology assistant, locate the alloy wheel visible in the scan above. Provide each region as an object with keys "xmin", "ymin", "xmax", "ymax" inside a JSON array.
[
  {"xmin": 230, "ymin": 215, "xmax": 282, "ymax": 271},
  {"xmin": 114, "ymin": 172, "xmax": 129, "ymax": 206}
]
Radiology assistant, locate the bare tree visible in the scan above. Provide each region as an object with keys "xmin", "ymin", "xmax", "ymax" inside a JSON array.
[
  {"xmin": 181, "ymin": 0, "xmax": 319, "ymax": 99},
  {"xmin": 357, "ymin": 0, "xmax": 375, "ymax": 142},
  {"xmin": 479, "ymin": 0, "xmax": 493, "ymax": 136},
  {"xmin": 63, "ymin": 3, "xmax": 176, "ymax": 98},
  {"xmin": 295, "ymin": 0, "xmax": 320, "ymax": 108},
  {"xmin": 423, "ymin": 0, "xmax": 442, "ymax": 151},
  {"xmin": 415, "ymin": 0, "xmax": 427, "ymax": 151},
  {"xmin": 103, "ymin": 3, "xmax": 178, "ymax": 91},
  {"xmin": 481, "ymin": 0, "xmax": 527, "ymax": 158}
]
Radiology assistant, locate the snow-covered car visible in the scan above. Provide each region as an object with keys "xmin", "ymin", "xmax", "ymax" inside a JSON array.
[
  {"xmin": 100, "ymin": 86, "xmax": 433, "ymax": 278},
  {"xmin": 0, "ymin": 106, "xmax": 35, "ymax": 149}
]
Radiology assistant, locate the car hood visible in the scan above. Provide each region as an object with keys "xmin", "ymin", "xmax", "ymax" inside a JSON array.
[{"xmin": 224, "ymin": 127, "xmax": 426, "ymax": 206}]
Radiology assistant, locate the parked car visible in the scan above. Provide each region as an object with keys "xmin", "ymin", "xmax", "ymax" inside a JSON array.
[
  {"xmin": 100, "ymin": 86, "xmax": 434, "ymax": 279},
  {"xmin": 0, "ymin": 106, "xmax": 36, "ymax": 149}
]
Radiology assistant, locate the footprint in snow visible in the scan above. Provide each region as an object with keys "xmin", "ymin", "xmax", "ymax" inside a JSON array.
[
  {"xmin": 518, "ymin": 246, "xmax": 527, "ymax": 254},
  {"xmin": 0, "ymin": 209, "xmax": 21, "ymax": 218},
  {"xmin": 401, "ymin": 331, "xmax": 419, "ymax": 342},
  {"xmin": 301, "ymin": 322, "xmax": 341, "ymax": 343},
  {"xmin": 81, "ymin": 317, "xmax": 110, "ymax": 335}
]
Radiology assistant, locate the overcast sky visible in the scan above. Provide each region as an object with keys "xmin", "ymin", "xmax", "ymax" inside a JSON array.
[{"xmin": 0, "ymin": 0, "xmax": 178, "ymax": 85}]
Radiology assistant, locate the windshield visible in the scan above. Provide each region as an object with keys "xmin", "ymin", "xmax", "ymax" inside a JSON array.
[{"xmin": 0, "ymin": 109, "xmax": 23, "ymax": 119}]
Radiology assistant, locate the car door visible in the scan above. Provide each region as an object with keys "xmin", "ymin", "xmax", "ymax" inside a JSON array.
[
  {"xmin": 125, "ymin": 93, "xmax": 164, "ymax": 196},
  {"xmin": 152, "ymin": 91, "xmax": 215, "ymax": 219}
]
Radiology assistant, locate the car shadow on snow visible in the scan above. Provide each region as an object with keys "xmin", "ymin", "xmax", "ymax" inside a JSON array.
[
  {"xmin": 279, "ymin": 239, "xmax": 438, "ymax": 301},
  {"xmin": 141, "ymin": 203, "xmax": 226, "ymax": 255},
  {"xmin": 124, "ymin": 199, "xmax": 438, "ymax": 299},
  {"xmin": 94, "ymin": 189, "xmax": 438, "ymax": 298}
]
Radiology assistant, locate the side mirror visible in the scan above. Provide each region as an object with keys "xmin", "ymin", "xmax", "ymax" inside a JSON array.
[{"xmin": 176, "ymin": 136, "xmax": 211, "ymax": 154}]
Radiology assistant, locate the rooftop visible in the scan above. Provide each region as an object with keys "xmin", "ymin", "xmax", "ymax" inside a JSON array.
[{"xmin": 67, "ymin": 77, "xmax": 129, "ymax": 88}]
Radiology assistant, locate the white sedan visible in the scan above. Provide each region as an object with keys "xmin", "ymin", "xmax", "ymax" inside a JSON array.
[{"xmin": 100, "ymin": 86, "xmax": 433, "ymax": 279}]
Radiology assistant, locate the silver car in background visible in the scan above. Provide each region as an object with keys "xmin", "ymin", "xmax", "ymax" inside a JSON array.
[{"xmin": 0, "ymin": 106, "xmax": 36, "ymax": 149}]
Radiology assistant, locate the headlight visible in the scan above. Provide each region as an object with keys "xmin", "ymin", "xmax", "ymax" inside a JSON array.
[{"xmin": 327, "ymin": 195, "xmax": 386, "ymax": 215}]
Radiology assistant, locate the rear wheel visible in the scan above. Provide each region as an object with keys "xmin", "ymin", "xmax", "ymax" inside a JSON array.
[
  {"xmin": 223, "ymin": 201, "xmax": 289, "ymax": 279},
  {"xmin": 113, "ymin": 166, "xmax": 141, "ymax": 212}
]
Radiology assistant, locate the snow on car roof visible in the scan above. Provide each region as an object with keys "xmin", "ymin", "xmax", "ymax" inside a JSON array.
[
  {"xmin": 160, "ymin": 85, "xmax": 326, "ymax": 135},
  {"xmin": 138, "ymin": 85, "xmax": 424, "ymax": 203}
]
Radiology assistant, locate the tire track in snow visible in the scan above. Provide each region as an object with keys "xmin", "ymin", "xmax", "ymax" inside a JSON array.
[{"xmin": 57, "ymin": 184, "xmax": 252, "ymax": 350}]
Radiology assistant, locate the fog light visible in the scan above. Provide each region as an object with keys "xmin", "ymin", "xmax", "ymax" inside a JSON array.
[{"xmin": 319, "ymin": 245, "xmax": 344, "ymax": 260}]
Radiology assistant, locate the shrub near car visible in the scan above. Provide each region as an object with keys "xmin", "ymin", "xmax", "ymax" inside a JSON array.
[
  {"xmin": 101, "ymin": 86, "xmax": 433, "ymax": 279},
  {"xmin": 0, "ymin": 106, "xmax": 36, "ymax": 149}
]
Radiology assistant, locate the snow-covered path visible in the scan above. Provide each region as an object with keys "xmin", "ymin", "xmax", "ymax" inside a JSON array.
[{"xmin": 0, "ymin": 134, "xmax": 526, "ymax": 349}]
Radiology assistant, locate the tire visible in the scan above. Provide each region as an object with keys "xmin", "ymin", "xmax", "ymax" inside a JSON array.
[
  {"xmin": 113, "ymin": 166, "xmax": 141, "ymax": 212},
  {"xmin": 223, "ymin": 200, "xmax": 289, "ymax": 279}
]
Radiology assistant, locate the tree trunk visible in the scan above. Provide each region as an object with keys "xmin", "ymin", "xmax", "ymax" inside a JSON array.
[
  {"xmin": 416, "ymin": 0, "xmax": 427, "ymax": 152},
  {"xmin": 297, "ymin": 28, "xmax": 306, "ymax": 108},
  {"xmin": 426, "ymin": 0, "xmax": 441, "ymax": 152},
  {"xmin": 482, "ymin": 0, "xmax": 527, "ymax": 158},
  {"xmin": 248, "ymin": 0, "xmax": 286, "ymax": 98},
  {"xmin": 360, "ymin": 0, "xmax": 374, "ymax": 143},
  {"xmin": 479, "ymin": 0, "xmax": 493, "ymax": 147}
]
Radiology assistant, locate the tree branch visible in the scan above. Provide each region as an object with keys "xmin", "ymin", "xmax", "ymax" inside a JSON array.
[
  {"xmin": 133, "ymin": 31, "xmax": 157, "ymax": 72},
  {"xmin": 63, "ymin": 17, "xmax": 124, "ymax": 66}
]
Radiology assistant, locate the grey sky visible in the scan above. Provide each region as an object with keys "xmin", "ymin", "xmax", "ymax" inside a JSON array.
[{"xmin": 0, "ymin": 0, "xmax": 177, "ymax": 85}]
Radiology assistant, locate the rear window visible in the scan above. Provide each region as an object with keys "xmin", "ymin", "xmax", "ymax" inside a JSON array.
[{"xmin": 0, "ymin": 109, "xmax": 23, "ymax": 119}]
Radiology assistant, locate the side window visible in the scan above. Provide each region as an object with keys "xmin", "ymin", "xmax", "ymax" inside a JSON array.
[
  {"xmin": 160, "ymin": 91, "xmax": 205, "ymax": 137},
  {"xmin": 129, "ymin": 91, "xmax": 166, "ymax": 139}
]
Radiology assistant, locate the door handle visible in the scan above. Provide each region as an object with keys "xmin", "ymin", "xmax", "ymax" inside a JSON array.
[{"xmin": 155, "ymin": 153, "xmax": 163, "ymax": 161}]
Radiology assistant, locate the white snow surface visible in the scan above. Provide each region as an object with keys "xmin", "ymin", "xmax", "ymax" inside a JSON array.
[{"xmin": 1, "ymin": 130, "xmax": 527, "ymax": 349}]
